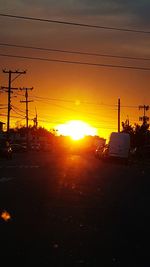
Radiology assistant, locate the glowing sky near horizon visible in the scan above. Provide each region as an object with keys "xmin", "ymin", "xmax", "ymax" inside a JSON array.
[{"xmin": 0, "ymin": 1, "xmax": 150, "ymax": 140}]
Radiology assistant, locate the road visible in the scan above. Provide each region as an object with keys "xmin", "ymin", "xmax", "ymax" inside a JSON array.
[{"xmin": 0, "ymin": 151, "xmax": 150, "ymax": 267}]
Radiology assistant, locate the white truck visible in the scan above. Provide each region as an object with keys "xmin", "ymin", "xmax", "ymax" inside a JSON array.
[{"xmin": 107, "ymin": 132, "xmax": 130, "ymax": 161}]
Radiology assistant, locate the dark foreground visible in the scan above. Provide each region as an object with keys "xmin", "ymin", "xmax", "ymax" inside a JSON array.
[{"xmin": 0, "ymin": 151, "xmax": 150, "ymax": 267}]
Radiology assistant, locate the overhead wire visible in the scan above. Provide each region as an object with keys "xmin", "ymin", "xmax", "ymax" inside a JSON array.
[
  {"xmin": 16, "ymin": 94, "xmax": 140, "ymax": 125},
  {"xmin": 34, "ymin": 113, "xmax": 117, "ymax": 125},
  {"xmin": 33, "ymin": 98, "xmax": 117, "ymax": 118},
  {"xmin": 11, "ymin": 105, "xmax": 25, "ymax": 114},
  {"xmin": 32, "ymin": 94, "xmax": 117, "ymax": 106},
  {"xmin": 0, "ymin": 113, "xmax": 25, "ymax": 119},
  {"xmin": 2, "ymin": 93, "xmax": 142, "ymax": 109},
  {"xmin": 0, "ymin": 42, "xmax": 150, "ymax": 62},
  {"xmin": 0, "ymin": 91, "xmax": 130, "ymax": 109},
  {"xmin": 0, "ymin": 53, "xmax": 150, "ymax": 71},
  {"xmin": 1, "ymin": 92, "xmax": 141, "ymax": 131},
  {"xmin": 0, "ymin": 13, "xmax": 150, "ymax": 34},
  {"xmin": 32, "ymin": 94, "xmax": 143, "ymax": 109},
  {"xmin": 11, "ymin": 106, "xmax": 25, "ymax": 118},
  {"xmin": 31, "ymin": 117, "xmax": 117, "ymax": 130}
]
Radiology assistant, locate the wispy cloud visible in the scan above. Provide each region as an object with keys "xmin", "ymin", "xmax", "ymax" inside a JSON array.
[{"xmin": 1, "ymin": 0, "xmax": 150, "ymax": 28}]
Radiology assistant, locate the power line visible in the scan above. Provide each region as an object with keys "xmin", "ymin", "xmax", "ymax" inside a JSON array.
[
  {"xmin": 0, "ymin": 53, "xmax": 150, "ymax": 71},
  {"xmin": 32, "ymin": 94, "xmax": 147, "ymax": 115},
  {"xmin": 11, "ymin": 107, "xmax": 25, "ymax": 118},
  {"xmin": 3, "ymin": 113, "xmax": 117, "ymax": 132},
  {"xmin": 31, "ymin": 117, "xmax": 117, "ymax": 130},
  {"xmin": 31, "ymin": 108, "xmax": 117, "ymax": 124},
  {"xmin": 0, "ymin": 113, "xmax": 25, "ymax": 119},
  {"xmin": 13, "ymin": 93, "xmax": 143, "ymax": 109},
  {"xmin": 11, "ymin": 105, "xmax": 26, "ymax": 114},
  {"xmin": 121, "ymin": 105, "xmax": 138, "ymax": 108},
  {"xmin": 32, "ymin": 95, "xmax": 75, "ymax": 104},
  {"xmin": 0, "ymin": 13, "xmax": 150, "ymax": 34},
  {"xmin": 11, "ymin": 73, "xmax": 25, "ymax": 83},
  {"xmin": 34, "ymin": 99, "xmax": 81, "ymax": 112},
  {"xmin": 1, "ymin": 42, "xmax": 150, "ymax": 62},
  {"xmin": 11, "ymin": 104, "xmax": 35, "ymax": 117},
  {"xmin": 33, "ymin": 99, "xmax": 117, "ymax": 117},
  {"xmin": 19, "ymin": 93, "xmax": 140, "ymax": 109}
]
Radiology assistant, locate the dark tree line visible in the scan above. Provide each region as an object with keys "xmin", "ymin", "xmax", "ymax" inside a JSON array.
[{"xmin": 121, "ymin": 119, "xmax": 150, "ymax": 148}]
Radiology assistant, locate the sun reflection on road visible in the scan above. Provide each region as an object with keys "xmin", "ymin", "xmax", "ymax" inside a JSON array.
[{"xmin": 56, "ymin": 154, "xmax": 90, "ymax": 195}]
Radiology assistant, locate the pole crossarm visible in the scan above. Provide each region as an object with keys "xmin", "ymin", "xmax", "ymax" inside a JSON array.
[
  {"xmin": 1, "ymin": 86, "xmax": 18, "ymax": 89},
  {"xmin": 20, "ymin": 87, "xmax": 33, "ymax": 90},
  {"xmin": 3, "ymin": 69, "xmax": 26, "ymax": 74},
  {"xmin": 1, "ymin": 86, "xmax": 18, "ymax": 93},
  {"xmin": 20, "ymin": 100, "xmax": 33, "ymax": 103}
]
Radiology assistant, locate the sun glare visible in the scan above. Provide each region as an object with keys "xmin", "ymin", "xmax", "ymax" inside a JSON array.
[{"xmin": 57, "ymin": 120, "xmax": 97, "ymax": 140}]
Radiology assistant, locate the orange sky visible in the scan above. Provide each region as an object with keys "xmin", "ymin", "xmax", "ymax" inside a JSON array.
[{"xmin": 0, "ymin": 1, "xmax": 150, "ymax": 140}]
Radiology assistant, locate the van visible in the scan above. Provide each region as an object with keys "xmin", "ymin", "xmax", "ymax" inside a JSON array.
[{"xmin": 107, "ymin": 132, "xmax": 130, "ymax": 161}]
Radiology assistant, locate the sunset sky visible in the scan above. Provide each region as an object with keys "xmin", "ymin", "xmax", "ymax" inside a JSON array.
[{"xmin": 0, "ymin": 0, "xmax": 150, "ymax": 140}]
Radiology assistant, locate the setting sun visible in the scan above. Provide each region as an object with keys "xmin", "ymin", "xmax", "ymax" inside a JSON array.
[{"xmin": 57, "ymin": 120, "xmax": 97, "ymax": 140}]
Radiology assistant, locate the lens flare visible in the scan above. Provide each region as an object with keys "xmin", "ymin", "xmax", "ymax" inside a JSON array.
[{"xmin": 1, "ymin": 210, "xmax": 11, "ymax": 221}]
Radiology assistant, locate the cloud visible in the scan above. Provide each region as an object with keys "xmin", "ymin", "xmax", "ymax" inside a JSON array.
[
  {"xmin": 0, "ymin": 0, "xmax": 149, "ymax": 59},
  {"xmin": 1, "ymin": 0, "xmax": 150, "ymax": 27},
  {"xmin": 21, "ymin": 0, "xmax": 150, "ymax": 28}
]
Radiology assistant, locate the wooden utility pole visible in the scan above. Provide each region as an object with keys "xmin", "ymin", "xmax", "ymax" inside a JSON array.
[
  {"xmin": 33, "ymin": 107, "xmax": 38, "ymax": 129},
  {"xmin": 2, "ymin": 69, "xmax": 26, "ymax": 135},
  {"xmin": 118, "ymin": 98, "xmax": 120, "ymax": 132},
  {"xmin": 20, "ymin": 87, "xmax": 33, "ymax": 149}
]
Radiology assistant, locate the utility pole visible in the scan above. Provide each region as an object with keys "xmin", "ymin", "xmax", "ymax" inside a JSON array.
[
  {"xmin": 20, "ymin": 87, "xmax": 33, "ymax": 149},
  {"xmin": 118, "ymin": 98, "xmax": 120, "ymax": 132},
  {"xmin": 1, "ymin": 84, "xmax": 18, "ymax": 133},
  {"xmin": 139, "ymin": 105, "xmax": 149, "ymax": 125},
  {"xmin": 2, "ymin": 69, "xmax": 26, "ymax": 136},
  {"xmin": 33, "ymin": 107, "xmax": 38, "ymax": 129}
]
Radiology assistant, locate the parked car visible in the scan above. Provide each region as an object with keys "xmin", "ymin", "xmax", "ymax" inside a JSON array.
[
  {"xmin": 95, "ymin": 145, "xmax": 102, "ymax": 158},
  {"xmin": 95, "ymin": 144, "xmax": 106, "ymax": 159},
  {"xmin": 11, "ymin": 143, "xmax": 27, "ymax": 153},
  {"xmin": 131, "ymin": 145, "xmax": 150, "ymax": 159},
  {"xmin": 0, "ymin": 140, "xmax": 12, "ymax": 159},
  {"xmin": 101, "ymin": 144, "xmax": 109, "ymax": 158},
  {"xmin": 30, "ymin": 143, "xmax": 41, "ymax": 151}
]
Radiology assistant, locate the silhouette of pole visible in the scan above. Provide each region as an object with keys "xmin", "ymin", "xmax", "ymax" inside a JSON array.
[
  {"xmin": 2, "ymin": 69, "xmax": 26, "ymax": 137},
  {"xmin": 33, "ymin": 107, "xmax": 38, "ymax": 129},
  {"xmin": 7, "ymin": 71, "xmax": 11, "ymax": 133},
  {"xmin": 20, "ymin": 87, "xmax": 33, "ymax": 149},
  {"xmin": 118, "ymin": 98, "xmax": 120, "ymax": 132}
]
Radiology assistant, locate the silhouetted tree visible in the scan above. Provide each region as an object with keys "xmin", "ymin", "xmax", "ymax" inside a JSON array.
[
  {"xmin": 122, "ymin": 120, "xmax": 150, "ymax": 148},
  {"xmin": 121, "ymin": 120, "xmax": 135, "ymax": 147},
  {"xmin": 134, "ymin": 122, "xmax": 149, "ymax": 148}
]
